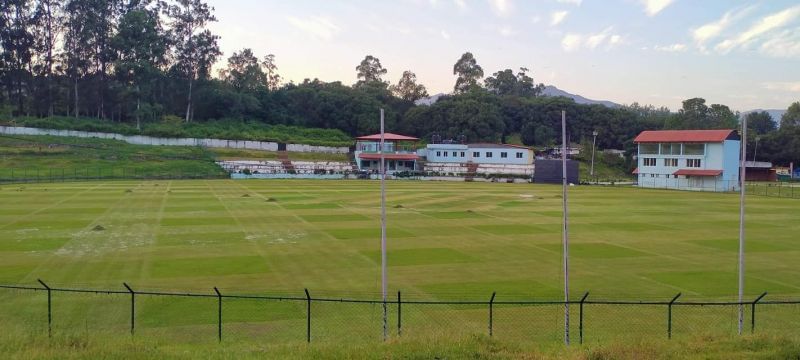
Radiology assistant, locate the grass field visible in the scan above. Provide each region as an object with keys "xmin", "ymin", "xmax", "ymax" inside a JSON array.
[{"xmin": 1, "ymin": 179, "xmax": 799, "ymax": 346}]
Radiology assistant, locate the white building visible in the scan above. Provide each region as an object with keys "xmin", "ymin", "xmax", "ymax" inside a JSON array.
[{"xmin": 633, "ymin": 129, "xmax": 741, "ymax": 192}]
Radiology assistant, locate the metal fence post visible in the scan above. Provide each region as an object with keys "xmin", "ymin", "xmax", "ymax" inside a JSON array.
[
  {"xmin": 488, "ymin": 292, "xmax": 496, "ymax": 337},
  {"xmin": 123, "ymin": 283, "xmax": 135, "ymax": 335},
  {"xmin": 37, "ymin": 279, "xmax": 51, "ymax": 338},
  {"xmin": 579, "ymin": 292, "xmax": 589, "ymax": 344},
  {"xmin": 397, "ymin": 291, "xmax": 402, "ymax": 337},
  {"xmin": 214, "ymin": 287, "xmax": 222, "ymax": 342},
  {"xmin": 305, "ymin": 289, "xmax": 311, "ymax": 343},
  {"xmin": 668, "ymin": 293, "xmax": 681, "ymax": 339},
  {"xmin": 751, "ymin": 292, "xmax": 767, "ymax": 333}
]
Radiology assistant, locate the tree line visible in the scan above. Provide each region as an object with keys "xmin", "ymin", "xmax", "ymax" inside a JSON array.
[{"xmin": 1, "ymin": 0, "xmax": 798, "ymax": 165}]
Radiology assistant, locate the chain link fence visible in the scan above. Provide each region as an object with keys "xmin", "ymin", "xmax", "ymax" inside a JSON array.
[{"xmin": 1, "ymin": 283, "xmax": 796, "ymax": 345}]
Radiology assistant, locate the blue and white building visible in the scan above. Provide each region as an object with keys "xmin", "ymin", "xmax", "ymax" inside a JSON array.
[
  {"xmin": 633, "ymin": 129, "xmax": 741, "ymax": 191},
  {"xmin": 422, "ymin": 143, "xmax": 535, "ymax": 176}
]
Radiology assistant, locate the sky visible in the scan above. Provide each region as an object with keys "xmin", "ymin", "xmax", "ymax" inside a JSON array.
[{"xmin": 205, "ymin": 0, "xmax": 800, "ymax": 111}]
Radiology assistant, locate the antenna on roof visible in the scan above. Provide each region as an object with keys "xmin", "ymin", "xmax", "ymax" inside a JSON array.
[
  {"xmin": 431, "ymin": 133, "xmax": 441, "ymax": 144},
  {"xmin": 459, "ymin": 134, "xmax": 467, "ymax": 144}
]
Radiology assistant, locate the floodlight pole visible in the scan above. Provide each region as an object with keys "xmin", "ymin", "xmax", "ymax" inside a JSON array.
[
  {"xmin": 590, "ymin": 130, "xmax": 598, "ymax": 179},
  {"xmin": 561, "ymin": 110, "xmax": 570, "ymax": 345},
  {"xmin": 380, "ymin": 108, "xmax": 388, "ymax": 341},
  {"xmin": 738, "ymin": 115, "xmax": 747, "ymax": 335}
]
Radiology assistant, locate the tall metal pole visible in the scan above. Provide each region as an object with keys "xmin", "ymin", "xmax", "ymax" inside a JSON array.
[
  {"xmin": 380, "ymin": 108, "xmax": 388, "ymax": 341},
  {"xmin": 738, "ymin": 115, "xmax": 747, "ymax": 335},
  {"xmin": 590, "ymin": 130, "xmax": 598, "ymax": 178},
  {"xmin": 561, "ymin": 110, "xmax": 570, "ymax": 345}
]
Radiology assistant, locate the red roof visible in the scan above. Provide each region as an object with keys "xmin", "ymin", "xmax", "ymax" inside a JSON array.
[
  {"xmin": 634, "ymin": 130, "xmax": 737, "ymax": 143},
  {"xmin": 673, "ymin": 169, "xmax": 723, "ymax": 176},
  {"xmin": 632, "ymin": 167, "xmax": 639, "ymax": 174},
  {"xmin": 358, "ymin": 153, "xmax": 419, "ymax": 161},
  {"xmin": 356, "ymin": 133, "xmax": 419, "ymax": 141}
]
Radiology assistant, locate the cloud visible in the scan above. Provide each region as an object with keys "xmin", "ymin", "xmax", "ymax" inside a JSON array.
[
  {"xmin": 762, "ymin": 81, "xmax": 800, "ymax": 92},
  {"xmin": 715, "ymin": 5, "xmax": 800, "ymax": 53},
  {"xmin": 691, "ymin": 6, "xmax": 756, "ymax": 48},
  {"xmin": 640, "ymin": 0, "xmax": 674, "ymax": 17},
  {"xmin": 551, "ymin": 11, "xmax": 569, "ymax": 26},
  {"xmin": 453, "ymin": 0, "xmax": 467, "ymax": 10},
  {"xmin": 499, "ymin": 25, "xmax": 516, "ymax": 37},
  {"xmin": 531, "ymin": 15, "xmax": 541, "ymax": 24},
  {"xmin": 287, "ymin": 16, "xmax": 341, "ymax": 40},
  {"xmin": 759, "ymin": 27, "xmax": 800, "ymax": 58},
  {"xmin": 561, "ymin": 34, "xmax": 583, "ymax": 51},
  {"xmin": 488, "ymin": 0, "xmax": 512, "ymax": 16},
  {"xmin": 441, "ymin": 30, "xmax": 451, "ymax": 40},
  {"xmin": 654, "ymin": 43, "xmax": 687, "ymax": 52},
  {"xmin": 557, "ymin": 0, "xmax": 582, "ymax": 5},
  {"xmin": 562, "ymin": 27, "xmax": 623, "ymax": 51}
]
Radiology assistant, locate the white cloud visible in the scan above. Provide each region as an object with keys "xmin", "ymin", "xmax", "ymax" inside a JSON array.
[
  {"xmin": 499, "ymin": 25, "xmax": 516, "ymax": 37},
  {"xmin": 531, "ymin": 15, "xmax": 541, "ymax": 24},
  {"xmin": 654, "ymin": 43, "xmax": 687, "ymax": 52},
  {"xmin": 287, "ymin": 16, "xmax": 341, "ymax": 40},
  {"xmin": 561, "ymin": 28, "xmax": 624, "ymax": 51},
  {"xmin": 561, "ymin": 34, "xmax": 582, "ymax": 51},
  {"xmin": 557, "ymin": 0, "xmax": 582, "ymax": 6},
  {"xmin": 586, "ymin": 27, "xmax": 613, "ymax": 49},
  {"xmin": 551, "ymin": 11, "xmax": 569, "ymax": 26},
  {"xmin": 441, "ymin": 30, "xmax": 451, "ymax": 40},
  {"xmin": 488, "ymin": 0, "xmax": 512, "ymax": 16},
  {"xmin": 762, "ymin": 81, "xmax": 800, "ymax": 92},
  {"xmin": 691, "ymin": 6, "xmax": 755, "ymax": 48},
  {"xmin": 640, "ymin": 0, "xmax": 674, "ymax": 17},
  {"xmin": 453, "ymin": 0, "xmax": 467, "ymax": 11},
  {"xmin": 759, "ymin": 27, "xmax": 800, "ymax": 58},
  {"xmin": 715, "ymin": 5, "xmax": 800, "ymax": 53}
]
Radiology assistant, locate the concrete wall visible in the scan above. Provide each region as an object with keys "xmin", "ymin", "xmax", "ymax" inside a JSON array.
[{"xmin": 0, "ymin": 126, "xmax": 349, "ymax": 154}]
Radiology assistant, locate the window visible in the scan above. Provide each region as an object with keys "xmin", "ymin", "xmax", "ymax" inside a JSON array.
[
  {"xmin": 443, "ymin": 151, "xmax": 448, "ymax": 157},
  {"xmin": 686, "ymin": 159, "xmax": 701, "ymax": 167},
  {"xmin": 516, "ymin": 152, "xmax": 524, "ymax": 159},
  {"xmin": 473, "ymin": 151, "xmax": 480, "ymax": 158},
  {"xmin": 664, "ymin": 158, "xmax": 678, "ymax": 167},
  {"xmin": 651, "ymin": 174, "xmax": 656, "ymax": 178},
  {"xmin": 486, "ymin": 152, "xmax": 493, "ymax": 158},
  {"xmin": 683, "ymin": 144, "xmax": 705, "ymax": 155},
  {"xmin": 660, "ymin": 143, "xmax": 680, "ymax": 155},
  {"xmin": 436, "ymin": 151, "xmax": 441, "ymax": 157},
  {"xmin": 643, "ymin": 158, "xmax": 657, "ymax": 166},
  {"xmin": 640, "ymin": 143, "xmax": 658, "ymax": 154},
  {"xmin": 461, "ymin": 152, "xmax": 465, "ymax": 157},
  {"xmin": 500, "ymin": 152, "xmax": 508, "ymax": 158}
]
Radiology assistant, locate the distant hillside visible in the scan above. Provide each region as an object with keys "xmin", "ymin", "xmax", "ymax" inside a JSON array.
[
  {"xmin": 542, "ymin": 85, "xmax": 621, "ymax": 108},
  {"xmin": 414, "ymin": 86, "xmax": 622, "ymax": 108},
  {"xmin": 743, "ymin": 109, "xmax": 786, "ymax": 124}
]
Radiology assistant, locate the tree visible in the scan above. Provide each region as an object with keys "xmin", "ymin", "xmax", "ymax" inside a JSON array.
[
  {"xmin": 30, "ymin": 0, "xmax": 62, "ymax": 116},
  {"xmin": 781, "ymin": 102, "xmax": 800, "ymax": 128},
  {"xmin": 166, "ymin": 0, "xmax": 221, "ymax": 122},
  {"xmin": 262, "ymin": 53, "xmax": 280, "ymax": 91},
  {"xmin": 485, "ymin": 67, "xmax": 545, "ymax": 97},
  {"xmin": 219, "ymin": 48, "xmax": 266, "ymax": 92},
  {"xmin": 745, "ymin": 111, "xmax": 776, "ymax": 135},
  {"xmin": 389, "ymin": 70, "xmax": 428, "ymax": 102},
  {"xmin": 63, "ymin": 0, "xmax": 94, "ymax": 118},
  {"xmin": 453, "ymin": 52, "xmax": 483, "ymax": 94},
  {"xmin": 355, "ymin": 55, "xmax": 387, "ymax": 88},
  {"xmin": 111, "ymin": 3, "xmax": 169, "ymax": 127},
  {"xmin": 0, "ymin": 0, "xmax": 35, "ymax": 115}
]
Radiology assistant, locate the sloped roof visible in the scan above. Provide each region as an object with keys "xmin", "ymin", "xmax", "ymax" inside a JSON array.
[
  {"xmin": 634, "ymin": 130, "xmax": 738, "ymax": 143},
  {"xmin": 673, "ymin": 169, "xmax": 723, "ymax": 176},
  {"xmin": 632, "ymin": 167, "xmax": 639, "ymax": 174},
  {"xmin": 356, "ymin": 133, "xmax": 419, "ymax": 141}
]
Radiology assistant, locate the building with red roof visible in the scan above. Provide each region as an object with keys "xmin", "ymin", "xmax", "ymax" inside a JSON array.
[
  {"xmin": 633, "ymin": 129, "xmax": 741, "ymax": 191},
  {"xmin": 354, "ymin": 132, "xmax": 420, "ymax": 172}
]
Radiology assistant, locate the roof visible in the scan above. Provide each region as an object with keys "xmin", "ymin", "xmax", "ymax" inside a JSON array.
[
  {"xmin": 355, "ymin": 133, "xmax": 419, "ymax": 141},
  {"xmin": 467, "ymin": 143, "xmax": 531, "ymax": 150},
  {"xmin": 673, "ymin": 169, "xmax": 723, "ymax": 176},
  {"xmin": 632, "ymin": 167, "xmax": 639, "ymax": 174},
  {"xmin": 358, "ymin": 153, "xmax": 419, "ymax": 161},
  {"xmin": 634, "ymin": 130, "xmax": 738, "ymax": 143},
  {"xmin": 744, "ymin": 161, "xmax": 773, "ymax": 169}
]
